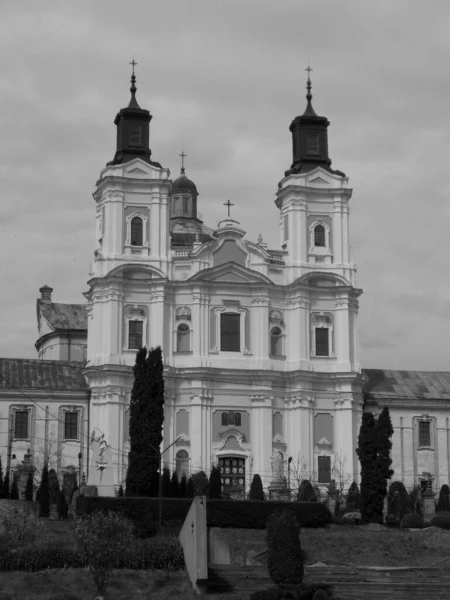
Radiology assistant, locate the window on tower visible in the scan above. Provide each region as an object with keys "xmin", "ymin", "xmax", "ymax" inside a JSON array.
[
  {"xmin": 307, "ymin": 133, "xmax": 319, "ymax": 155},
  {"xmin": 220, "ymin": 313, "xmax": 240, "ymax": 352},
  {"xmin": 130, "ymin": 216, "xmax": 143, "ymax": 246},
  {"xmin": 314, "ymin": 224, "xmax": 326, "ymax": 247},
  {"xmin": 221, "ymin": 411, "xmax": 241, "ymax": 427},
  {"xmin": 315, "ymin": 328, "xmax": 330, "ymax": 356},
  {"xmin": 270, "ymin": 326, "xmax": 283, "ymax": 356},
  {"xmin": 128, "ymin": 320, "xmax": 143, "ymax": 350}
]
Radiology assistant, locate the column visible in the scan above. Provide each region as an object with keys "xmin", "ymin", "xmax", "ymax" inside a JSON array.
[
  {"xmin": 149, "ymin": 288, "xmax": 165, "ymax": 347},
  {"xmin": 251, "ymin": 297, "xmax": 269, "ymax": 364},
  {"xmin": 333, "ymin": 398, "xmax": 356, "ymax": 483},
  {"xmin": 342, "ymin": 203, "xmax": 350, "ymax": 265},
  {"xmin": 332, "ymin": 199, "xmax": 343, "ymax": 265},
  {"xmin": 192, "ymin": 291, "xmax": 202, "ymax": 357},
  {"xmin": 335, "ymin": 298, "xmax": 351, "ymax": 369},
  {"xmin": 190, "ymin": 394, "xmax": 203, "ymax": 471},
  {"xmin": 201, "ymin": 393, "xmax": 213, "ymax": 475},
  {"xmin": 250, "ymin": 396, "xmax": 273, "ymax": 489},
  {"xmin": 298, "ymin": 299, "xmax": 310, "ymax": 365},
  {"xmin": 150, "ymin": 189, "xmax": 161, "ymax": 261}
]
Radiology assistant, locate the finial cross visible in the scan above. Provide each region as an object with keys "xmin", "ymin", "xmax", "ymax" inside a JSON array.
[
  {"xmin": 179, "ymin": 150, "xmax": 187, "ymax": 170},
  {"xmin": 130, "ymin": 57, "xmax": 138, "ymax": 75},
  {"xmin": 305, "ymin": 65, "xmax": 313, "ymax": 78},
  {"xmin": 223, "ymin": 199, "xmax": 235, "ymax": 218}
]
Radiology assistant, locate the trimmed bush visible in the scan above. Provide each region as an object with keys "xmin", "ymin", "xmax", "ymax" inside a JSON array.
[
  {"xmin": 249, "ymin": 474, "xmax": 264, "ymax": 501},
  {"xmin": 169, "ymin": 471, "xmax": 180, "ymax": 498},
  {"xmin": 38, "ymin": 464, "xmax": 50, "ymax": 517},
  {"xmin": 179, "ymin": 473, "xmax": 187, "ymax": 498},
  {"xmin": 431, "ymin": 512, "xmax": 450, "ymax": 530},
  {"xmin": 57, "ymin": 490, "xmax": 69, "ymax": 519},
  {"xmin": 192, "ymin": 471, "xmax": 209, "ymax": 496},
  {"xmin": 400, "ymin": 514, "xmax": 424, "ymax": 529},
  {"xmin": 185, "ymin": 476, "xmax": 194, "ymax": 498},
  {"xmin": 25, "ymin": 472, "xmax": 34, "ymax": 502},
  {"xmin": 77, "ymin": 496, "xmax": 332, "ymax": 530},
  {"xmin": 10, "ymin": 478, "xmax": 19, "ymax": 500},
  {"xmin": 385, "ymin": 513, "xmax": 399, "ymax": 527},
  {"xmin": 0, "ymin": 535, "xmax": 185, "ymax": 572},
  {"xmin": 267, "ymin": 507, "xmax": 303, "ymax": 585},
  {"xmin": 346, "ymin": 481, "xmax": 360, "ymax": 510}
]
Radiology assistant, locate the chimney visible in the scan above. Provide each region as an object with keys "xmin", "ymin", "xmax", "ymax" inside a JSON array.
[{"xmin": 39, "ymin": 285, "xmax": 53, "ymax": 304}]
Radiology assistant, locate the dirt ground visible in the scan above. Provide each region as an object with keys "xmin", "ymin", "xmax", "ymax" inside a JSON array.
[{"xmin": 300, "ymin": 524, "xmax": 450, "ymax": 567}]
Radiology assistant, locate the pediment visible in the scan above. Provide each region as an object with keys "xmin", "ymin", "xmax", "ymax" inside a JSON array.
[
  {"xmin": 188, "ymin": 262, "xmax": 273, "ymax": 284},
  {"xmin": 308, "ymin": 176, "xmax": 329, "ymax": 185},
  {"xmin": 123, "ymin": 160, "xmax": 161, "ymax": 179}
]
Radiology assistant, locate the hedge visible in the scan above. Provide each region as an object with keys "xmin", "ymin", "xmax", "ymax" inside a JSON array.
[
  {"xmin": 430, "ymin": 511, "xmax": 450, "ymax": 530},
  {"xmin": 77, "ymin": 496, "xmax": 332, "ymax": 530},
  {"xmin": 0, "ymin": 536, "xmax": 184, "ymax": 571}
]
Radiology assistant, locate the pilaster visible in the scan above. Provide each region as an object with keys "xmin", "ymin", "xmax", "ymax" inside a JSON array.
[{"xmin": 250, "ymin": 395, "xmax": 273, "ymax": 489}]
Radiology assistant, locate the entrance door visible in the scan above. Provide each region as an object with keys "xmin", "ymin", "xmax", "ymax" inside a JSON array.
[{"xmin": 218, "ymin": 457, "xmax": 245, "ymax": 499}]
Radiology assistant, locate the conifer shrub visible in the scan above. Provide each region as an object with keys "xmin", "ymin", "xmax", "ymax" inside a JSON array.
[
  {"xmin": 48, "ymin": 468, "xmax": 60, "ymax": 505},
  {"xmin": 162, "ymin": 467, "xmax": 171, "ymax": 497},
  {"xmin": 38, "ymin": 464, "xmax": 50, "ymax": 518},
  {"xmin": 267, "ymin": 507, "xmax": 304, "ymax": 586},
  {"xmin": 346, "ymin": 481, "xmax": 361, "ymax": 509},
  {"xmin": 387, "ymin": 481, "xmax": 411, "ymax": 522},
  {"xmin": 400, "ymin": 514, "xmax": 424, "ymax": 528},
  {"xmin": 297, "ymin": 480, "xmax": 317, "ymax": 502},
  {"xmin": 192, "ymin": 470, "xmax": 209, "ymax": 496},
  {"xmin": 1, "ymin": 473, "xmax": 10, "ymax": 499},
  {"xmin": 168, "ymin": 471, "xmax": 179, "ymax": 498},
  {"xmin": 249, "ymin": 474, "xmax": 264, "ymax": 501},
  {"xmin": 209, "ymin": 466, "xmax": 222, "ymax": 499},
  {"xmin": 24, "ymin": 472, "xmax": 33, "ymax": 501},
  {"xmin": 179, "ymin": 473, "xmax": 187, "ymax": 498},
  {"xmin": 117, "ymin": 485, "xmax": 124, "ymax": 497},
  {"xmin": 437, "ymin": 484, "xmax": 450, "ymax": 512},
  {"xmin": 10, "ymin": 478, "xmax": 19, "ymax": 500},
  {"xmin": 185, "ymin": 477, "xmax": 194, "ymax": 498},
  {"xmin": 57, "ymin": 490, "xmax": 69, "ymax": 519}
]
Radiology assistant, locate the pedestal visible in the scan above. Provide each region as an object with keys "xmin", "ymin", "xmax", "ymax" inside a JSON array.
[
  {"xmin": 268, "ymin": 480, "xmax": 290, "ymax": 501},
  {"xmin": 423, "ymin": 489, "xmax": 436, "ymax": 522}
]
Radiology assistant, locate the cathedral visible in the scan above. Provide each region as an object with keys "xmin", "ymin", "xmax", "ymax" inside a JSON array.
[{"xmin": 2, "ymin": 67, "xmax": 450, "ymax": 499}]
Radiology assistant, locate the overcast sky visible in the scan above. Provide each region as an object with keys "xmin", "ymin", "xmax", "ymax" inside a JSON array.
[{"xmin": 1, "ymin": 0, "xmax": 449, "ymax": 371}]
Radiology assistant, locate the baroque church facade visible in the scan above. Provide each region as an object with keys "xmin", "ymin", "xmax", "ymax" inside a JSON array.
[{"xmin": 1, "ymin": 69, "xmax": 450, "ymax": 498}]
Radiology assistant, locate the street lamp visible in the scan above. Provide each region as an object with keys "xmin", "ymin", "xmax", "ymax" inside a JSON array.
[
  {"xmin": 288, "ymin": 457, "xmax": 292, "ymax": 499},
  {"xmin": 149, "ymin": 436, "xmax": 182, "ymax": 529},
  {"xmin": 78, "ymin": 453, "xmax": 82, "ymax": 488}
]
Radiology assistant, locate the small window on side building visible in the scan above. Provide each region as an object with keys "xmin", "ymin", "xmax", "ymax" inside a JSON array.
[
  {"xmin": 64, "ymin": 412, "xmax": 78, "ymax": 440},
  {"xmin": 129, "ymin": 320, "xmax": 143, "ymax": 350},
  {"xmin": 14, "ymin": 410, "xmax": 29, "ymax": 439},
  {"xmin": 419, "ymin": 421, "xmax": 431, "ymax": 447}
]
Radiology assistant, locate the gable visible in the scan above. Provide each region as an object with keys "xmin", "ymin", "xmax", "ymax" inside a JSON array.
[
  {"xmin": 123, "ymin": 160, "xmax": 161, "ymax": 179},
  {"xmin": 188, "ymin": 262, "xmax": 273, "ymax": 285},
  {"xmin": 213, "ymin": 240, "xmax": 247, "ymax": 267}
]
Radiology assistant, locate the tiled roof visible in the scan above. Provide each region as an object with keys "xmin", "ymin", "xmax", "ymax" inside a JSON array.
[
  {"xmin": 39, "ymin": 301, "xmax": 87, "ymax": 331},
  {"xmin": 363, "ymin": 369, "xmax": 450, "ymax": 401},
  {"xmin": 0, "ymin": 359, "xmax": 88, "ymax": 391}
]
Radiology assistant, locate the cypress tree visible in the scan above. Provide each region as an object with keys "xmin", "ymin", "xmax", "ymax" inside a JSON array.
[
  {"xmin": 162, "ymin": 467, "xmax": 171, "ymax": 497},
  {"xmin": 48, "ymin": 468, "xmax": 60, "ymax": 505},
  {"xmin": 117, "ymin": 485, "xmax": 124, "ymax": 497},
  {"xmin": 10, "ymin": 477, "xmax": 19, "ymax": 500},
  {"xmin": 57, "ymin": 490, "xmax": 69, "ymax": 519},
  {"xmin": 346, "ymin": 481, "xmax": 361, "ymax": 509},
  {"xmin": 169, "ymin": 471, "xmax": 179, "ymax": 498},
  {"xmin": 39, "ymin": 464, "xmax": 50, "ymax": 517},
  {"xmin": 356, "ymin": 412, "xmax": 378, "ymax": 523},
  {"xmin": 1, "ymin": 472, "xmax": 10, "ymax": 499},
  {"xmin": 126, "ymin": 347, "xmax": 165, "ymax": 497},
  {"xmin": 179, "ymin": 473, "xmax": 187, "ymax": 498},
  {"xmin": 0, "ymin": 458, "xmax": 3, "ymax": 498},
  {"xmin": 387, "ymin": 481, "xmax": 410, "ymax": 521},
  {"xmin": 25, "ymin": 472, "xmax": 34, "ymax": 501},
  {"xmin": 437, "ymin": 484, "xmax": 450, "ymax": 512},
  {"xmin": 192, "ymin": 471, "xmax": 209, "ymax": 496},
  {"xmin": 374, "ymin": 407, "xmax": 394, "ymax": 519},
  {"xmin": 249, "ymin": 474, "xmax": 264, "ymax": 501},
  {"xmin": 209, "ymin": 466, "xmax": 222, "ymax": 499}
]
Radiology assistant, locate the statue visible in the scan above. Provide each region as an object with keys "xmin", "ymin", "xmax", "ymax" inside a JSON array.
[
  {"xmin": 271, "ymin": 451, "xmax": 285, "ymax": 482},
  {"xmin": 87, "ymin": 428, "xmax": 114, "ymax": 495}
]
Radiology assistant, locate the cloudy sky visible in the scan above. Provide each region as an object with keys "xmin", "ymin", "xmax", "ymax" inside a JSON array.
[{"xmin": 1, "ymin": 0, "xmax": 449, "ymax": 371}]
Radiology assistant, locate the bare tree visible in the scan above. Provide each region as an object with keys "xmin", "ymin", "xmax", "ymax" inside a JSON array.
[
  {"xmin": 330, "ymin": 451, "xmax": 353, "ymax": 508},
  {"xmin": 288, "ymin": 453, "xmax": 315, "ymax": 500}
]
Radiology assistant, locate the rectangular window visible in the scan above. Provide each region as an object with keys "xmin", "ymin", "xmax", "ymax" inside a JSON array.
[
  {"xmin": 14, "ymin": 410, "xmax": 29, "ymax": 439},
  {"xmin": 307, "ymin": 133, "xmax": 319, "ymax": 155},
  {"xmin": 283, "ymin": 214, "xmax": 289, "ymax": 242},
  {"xmin": 221, "ymin": 412, "xmax": 228, "ymax": 426},
  {"xmin": 128, "ymin": 124, "xmax": 142, "ymax": 147},
  {"xmin": 183, "ymin": 197, "xmax": 189, "ymax": 214},
  {"xmin": 220, "ymin": 313, "xmax": 240, "ymax": 352},
  {"xmin": 234, "ymin": 412, "xmax": 241, "ymax": 427},
  {"xmin": 315, "ymin": 327, "xmax": 329, "ymax": 356},
  {"xmin": 129, "ymin": 320, "xmax": 143, "ymax": 350},
  {"xmin": 318, "ymin": 456, "xmax": 331, "ymax": 483},
  {"xmin": 64, "ymin": 412, "xmax": 78, "ymax": 440},
  {"xmin": 419, "ymin": 421, "xmax": 431, "ymax": 447}
]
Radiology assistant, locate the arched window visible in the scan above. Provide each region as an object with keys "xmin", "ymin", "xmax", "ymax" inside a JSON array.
[
  {"xmin": 270, "ymin": 326, "xmax": 283, "ymax": 356},
  {"xmin": 177, "ymin": 323, "xmax": 190, "ymax": 352},
  {"xmin": 130, "ymin": 216, "xmax": 143, "ymax": 246},
  {"xmin": 176, "ymin": 450, "xmax": 189, "ymax": 480},
  {"xmin": 314, "ymin": 224, "xmax": 326, "ymax": 247}
]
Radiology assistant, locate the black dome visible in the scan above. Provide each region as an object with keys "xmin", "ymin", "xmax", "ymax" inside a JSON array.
[{"xmin": 172, "ymin": 171, "xmax": 198, "ymax": 195}]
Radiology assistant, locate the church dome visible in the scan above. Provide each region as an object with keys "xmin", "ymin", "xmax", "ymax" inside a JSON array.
[{"xmin": 172, "ymin": 169, "xmax": 198, "ymax": 195}]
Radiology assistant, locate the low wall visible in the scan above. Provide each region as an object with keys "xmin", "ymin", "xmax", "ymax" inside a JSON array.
[{"xmin": 208, "ymin": 527, "xmax": 267, "ymax": 566}]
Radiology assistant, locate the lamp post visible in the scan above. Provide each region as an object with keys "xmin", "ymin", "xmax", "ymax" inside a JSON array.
[
  {"xmin": 149, "ymin": 437, "xmax": 182, "ymax": 529},
  {"xmin": 288, "ymin": 457, "xmax": 292, "ymax": 500},
  {"xmin": 77, "ymin": 452, "xmax": 82, "ymax": 488}
]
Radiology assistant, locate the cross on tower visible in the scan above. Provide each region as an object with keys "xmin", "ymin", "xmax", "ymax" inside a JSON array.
[
  {"xmin": 130, "ymin": 57, "xmax": 137, "ymax": 75},
  {"xmin": 179, "ymin": 150, "xmax": 187, "ymax": 171},
  {"xmin": 223, "ymin": 199, "xmax": 235, "ymax": 218},
  {"xmin": 305, "ymin": 65, "xmax": 313, "ymax": 78}
]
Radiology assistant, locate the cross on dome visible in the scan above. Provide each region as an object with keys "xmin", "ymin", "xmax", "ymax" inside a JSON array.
[
  {"xmin": 179, "ymin": 150, "xmax": 187, "ymax": 174},
  {"xmin": 223, "ymin": 199, "xmax": 235, "ymax": 218}
]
